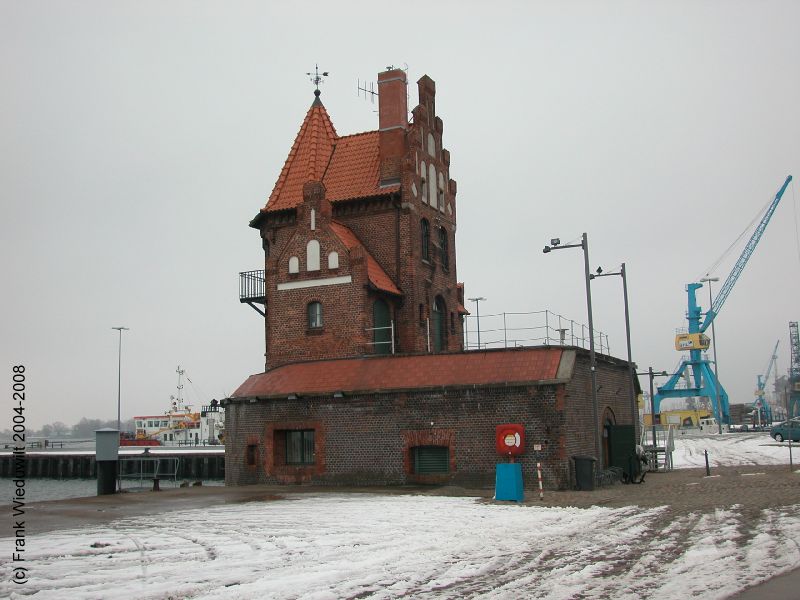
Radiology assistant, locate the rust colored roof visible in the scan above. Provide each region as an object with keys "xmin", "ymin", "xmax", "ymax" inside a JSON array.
[
  {"xmin": 329, "ymin": 221, "xmax": 402, "ymax": 296},
  {"xmin": 261, "ymin": 105, "xmax": 400, "ymax": 214},
  {"xmin": 324, "ymin": 131, "xmax": 400, "ymax": 202},
  {"xmin": 232, "ymin": 347, "xmax": 565, "ymax": 399},
  {"xmin": 265, "ymin": 102, "xmax": 338, "ymax": 213}
]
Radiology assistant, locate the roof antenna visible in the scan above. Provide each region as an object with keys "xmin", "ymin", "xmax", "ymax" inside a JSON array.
[
  {"xmin": 357, "ymin": 77, "xmax": 378, "ymax": 104},
  {"xmin": 306, "ymin": 64, "xmax": 329, "ymax": 99}
]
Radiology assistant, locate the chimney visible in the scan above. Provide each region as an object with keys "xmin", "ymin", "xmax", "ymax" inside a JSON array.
[{"xmin": 378, "ymin": 68, "xmax": 408, "ymax": 185}]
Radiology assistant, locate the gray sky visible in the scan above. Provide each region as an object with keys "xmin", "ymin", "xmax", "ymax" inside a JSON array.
[{"xmin": 2, "ymin": 1, "xmax": 799, "ymax": 428}]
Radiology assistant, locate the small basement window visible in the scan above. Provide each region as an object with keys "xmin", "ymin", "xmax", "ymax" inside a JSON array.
[{"xmin": 412, "ymin": 445, "xmax": 449, "ymax": 474}]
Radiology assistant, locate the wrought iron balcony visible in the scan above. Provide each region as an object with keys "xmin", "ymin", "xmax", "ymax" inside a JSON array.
[{"xmin": 240, "ymin": 270, "xmax": 265, "ymax": 316}]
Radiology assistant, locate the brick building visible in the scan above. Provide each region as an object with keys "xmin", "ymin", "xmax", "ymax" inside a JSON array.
[{"xmin": 225, "ymin": 68, "xmax": 638, "ymax": 490}]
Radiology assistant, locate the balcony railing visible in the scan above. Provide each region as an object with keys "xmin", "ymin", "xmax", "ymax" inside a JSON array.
[{"xmin": 239, "ymin": 270, "xmax": 265, "ymax": 304}]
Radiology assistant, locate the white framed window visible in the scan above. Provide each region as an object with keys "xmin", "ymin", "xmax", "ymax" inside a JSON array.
[
  {"xmin": 428, "ymin": 163, "xmax": 437, "ymax": 208},
  {"xmin": 328, "ymin": 251, "xmax": 339, "ymax": 269},
  {"xmin": 307, "ymin": 240, "xmax": 320, "ymax": 271}
]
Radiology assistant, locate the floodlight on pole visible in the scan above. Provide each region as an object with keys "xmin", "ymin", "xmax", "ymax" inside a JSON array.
[{"xmin": 543, "ymin": 233, "xmax": 600, "ymax": 461}]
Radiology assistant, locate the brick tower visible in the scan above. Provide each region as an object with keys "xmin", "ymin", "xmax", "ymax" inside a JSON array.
[{"xmin": 248, "ymin": 68, "xmax": 466, "ymax": 369}]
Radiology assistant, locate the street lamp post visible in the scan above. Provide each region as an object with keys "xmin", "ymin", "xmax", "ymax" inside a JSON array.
[
  {"xmin": 591, "ymin": 263, "xmax": 637, "ymax": 448},
  {"xmin": 700, "ymin": 276, "xmax": 722, "ymax": 434},
  {"xmin": 543, "ymin": 233, "xmax": 600, "ymax": 460},
  {"xmin": 468, "ymin": 297, "xmax": 486, "ymax": 350},
  {"xmin": 111, "ymin": 327, "xmax": 130, "ymax": 434}
]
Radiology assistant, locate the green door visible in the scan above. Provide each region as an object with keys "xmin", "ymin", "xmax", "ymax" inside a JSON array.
[{"xmin": 608, "ymin": 425, "xmax": 636, "ymax": 478}]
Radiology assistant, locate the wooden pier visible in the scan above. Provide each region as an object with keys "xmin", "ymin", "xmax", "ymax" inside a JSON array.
[{"xmin": 0, "ymin": 448, "xmax": 225, "ymax": 480}]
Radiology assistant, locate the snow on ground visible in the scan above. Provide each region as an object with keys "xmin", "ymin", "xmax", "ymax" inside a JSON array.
[
  {"xmin": 672, "ymin": 432, "xmax": 798, "ymax": 468},
  {"xmin": 3, "ymin": 493, "xmax": 800, "ymax": 600}
]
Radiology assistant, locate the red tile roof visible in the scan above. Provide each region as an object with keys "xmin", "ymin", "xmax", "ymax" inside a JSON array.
[
  {"xmin": 260, "ymin": 102, "xmax": 400, "ymax": 214},
  {"xmin": 232, "ymin": 347, "xmax": 565, "ymax": 399},
  {"xmin": 265, "ymin": 102, "xmax": 337, "ymax": 213},
  {"xmin": 329, "ymin": 221, "xmax": 402, "ymax": 295},
  {"xmin": 324, "ymin": 131, "xmax": 400, "ymax": 202}
]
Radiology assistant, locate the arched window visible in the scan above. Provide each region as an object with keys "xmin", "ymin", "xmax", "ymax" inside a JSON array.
[
  {"xmin": 427, "ymin": 132, "xmax": 436, "ymax": 156},
  {"xmin": 307, "ymin": 302, "xmax": 323, "ymax": 329},
  {"xmin": 432, "ymin": 296, "xmax": 446, "ymax": 352},
  {"xmin": 420, "ymin": 160, "xmax": 427, "ymax": 204},
  {"xmin": 307, "ymin": 240, "xmax": 320, "ymax": 271},
  {"xmin": 421, "ymin": 219, "xmax": 430, "ymax": 262},
  {"xmin": 288, "ymin": 256, "xmax": 299, "ymax": 274},
  {"xmin": 328, "ymin": 251, "xmax": 339, "ymax": 269},
  {"xmin": 438, "ymin": 172, "xmax": 446, "ymax": 212},
  {"xmin": 439, "ymin": 227, "xmax": 449, "ymax": 271},
  {"xmin": 428, "ymin": 163, "xmax": 437, "ymax": 209},
  {"xmin": 373, "ymin": 299, "xmax": 391, "ymax": 355}
]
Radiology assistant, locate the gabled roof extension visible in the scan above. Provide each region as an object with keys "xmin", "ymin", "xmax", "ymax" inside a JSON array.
[{"xmin": 329, "ymin": 221, "xmax": 402, "ymax": 296}]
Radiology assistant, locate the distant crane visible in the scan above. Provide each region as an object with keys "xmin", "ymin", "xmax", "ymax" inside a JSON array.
[
  {"xmin": 790, "ymin": 321, "xmax": 800, "ymax": 419},
  {"xmin": 654, "ymin": 175, "xmax": 793, "ymax": 424},
  {"xmin": 753, "ymin": 340, "xmax": 779, "ymax": 427}
]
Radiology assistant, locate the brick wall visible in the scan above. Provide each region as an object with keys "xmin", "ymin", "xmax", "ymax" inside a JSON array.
[
  {"xmin": 225, "ymin": 383, "xmax": 575, "ymax": 490},
  {"xmin": 225, "ymin": 350, "xmax": 636, "ymax": 491}
]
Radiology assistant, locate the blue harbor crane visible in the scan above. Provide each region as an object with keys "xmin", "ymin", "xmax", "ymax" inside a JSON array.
[
  {"xmin": 753, "ymin": 340, "xmax": 779, "ymax": 427},
  {"xmin": 654, "ymin": 175, "xmax": 793, "ymax": 424}
]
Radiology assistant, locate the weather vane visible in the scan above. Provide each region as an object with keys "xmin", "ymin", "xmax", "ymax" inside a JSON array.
[{"xmin": 306, "ymin": 64, "xmax": 329, "ymax": 94}]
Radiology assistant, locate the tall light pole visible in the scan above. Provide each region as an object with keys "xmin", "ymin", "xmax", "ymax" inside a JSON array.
[
  {"xmin": 468, "ymin": 297, "xmax": 486, "ymax": 349},
  {"xmin": 700, "ymin": 276, "xmax": 722, "ymax": 434},
  {"xmin": 111, "ymin": 327, "xmax": 130, "ymax": 434},
  {"xmin": 591, "ymin": 263, "xmax": 637, "ymax": 448},
  {"xmin": 543, "ymin": 233, "xmax": 599, "ymax": 460}
]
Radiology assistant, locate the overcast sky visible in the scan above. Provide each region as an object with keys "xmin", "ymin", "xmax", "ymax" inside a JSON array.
[{"xmin": 2, "ymin": 1, "xmax": 799, "ymax": 428}]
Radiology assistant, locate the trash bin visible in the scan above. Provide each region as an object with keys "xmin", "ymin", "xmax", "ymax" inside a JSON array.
[{"xmin": 573, "ymin": 455, "xmax": 597, "ymax": 491}]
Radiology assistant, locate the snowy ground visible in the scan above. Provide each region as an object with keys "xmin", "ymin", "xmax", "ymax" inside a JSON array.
[
  {"xmin": 3, "ymin": 493, "xmax": 800, "ymax": 600},
  {"xmin": 4, "ymin": 432, "xmax": 799, "ymax": 599},
  {"xmin": 672, "ymin": 432, "xmax": 797, "ymax": 468}
]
